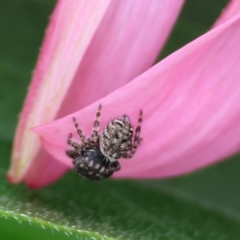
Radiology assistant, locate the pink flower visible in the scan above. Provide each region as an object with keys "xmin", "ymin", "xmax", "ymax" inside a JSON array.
[{"xmin": 8, "ymin": 0, "xmax": 240, "ymax": 188}]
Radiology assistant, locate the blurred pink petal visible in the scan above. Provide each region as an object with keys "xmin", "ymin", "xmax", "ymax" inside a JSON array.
[
  {"xmin": 8, "ymin": 0, "xmax": 183, "ymax": 186},
  {"xmin": 35, "ymin": 12, "xmax": 240, "ymax": 179},
  {"xmin": 7, "ymin": 0, "xmax": 111, "ymax": 184},
  {"xmin": 58, "ymin": 0, "xmax": 184, "ymax": 114},
  {"xmin": 24, "ymin": 151, "xmax": 68, "ymax": 189},
  {"xmin": 214, "ymin": 0, "xmax": 240, "ymax": 27}
]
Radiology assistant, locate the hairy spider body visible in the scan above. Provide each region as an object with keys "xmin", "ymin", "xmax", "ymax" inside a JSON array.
[
  {"xmin": 100, "ymin": 115, "xmax": 133, "ymax": 160},
  {"xmin": 66, "ymin": 105, "xmax": 143, "ymax": 180}
]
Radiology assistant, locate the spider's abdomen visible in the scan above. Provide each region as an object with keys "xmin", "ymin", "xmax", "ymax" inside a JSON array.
[
  {"xmin": 73, "ymin": 148, "xmax": 120, "ymax": 180},
  {"xmin": 100, "ymin": 115, "xmax": 133, "ymax": 160}
]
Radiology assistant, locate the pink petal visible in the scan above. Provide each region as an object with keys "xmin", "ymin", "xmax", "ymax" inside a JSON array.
[
  {"xmin": 8, "ymin": 0, "xmax": 111, "ymax": 184},
  {"xmin": 35, "ymin": 13, "xmax": 240, "ymax": 179},
  {"xmin": 58, "ymin": 0, "xmax": 184, "ymax": 115},
  {"xmin": 24, "ymin": 151, "xmax": 68, "ymax": 189},
  {"xmin": 8, "ymin": 0, "xmax": 184, "ymax": 186},
  {"xmin": 213, "ymin": 0, "xmax": 240, "ymax": 27}
]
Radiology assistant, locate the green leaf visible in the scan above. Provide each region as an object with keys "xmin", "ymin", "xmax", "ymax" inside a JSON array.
[
  {"xmin": 1, "ymin": 139, "xmax": 240, "ymax": 240},
  {"xmin": 2, "ymin": 0, "xmax": 240, "ymax": 239},
  {"xmin": 1, "ymin": 139, "xmax": 240, "ymax": 239}
]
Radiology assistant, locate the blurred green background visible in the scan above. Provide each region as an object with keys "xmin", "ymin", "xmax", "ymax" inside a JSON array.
[{"xmin": 2, "ymin": 0, "xmax": 240, "ymax": 239}]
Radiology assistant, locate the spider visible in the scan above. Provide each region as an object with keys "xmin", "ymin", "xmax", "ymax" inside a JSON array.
[{"xmin": 66, "ymin": 104, "xmax": 143, "ymax": 180}]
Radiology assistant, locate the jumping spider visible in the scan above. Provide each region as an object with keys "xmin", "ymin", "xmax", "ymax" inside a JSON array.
[{"xmin": 66, "ymin": 105, "xmax": 143, "ymax": 180}]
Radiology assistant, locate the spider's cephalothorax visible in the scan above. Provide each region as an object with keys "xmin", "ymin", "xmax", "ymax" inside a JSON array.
[{"xmin": 66, "ymin": 105, "xmax": 143, "ymax": 180}]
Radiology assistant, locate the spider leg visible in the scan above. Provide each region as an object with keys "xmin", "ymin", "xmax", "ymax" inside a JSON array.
[
  {"xmin": 72, "ymin": 117, "xmax": 89, "ymax": 145},
  {"xmin": 122, "ymin": 152, "xmax": 133, "ymax": 159},
  {"xmin": 122, "ymin": 110, "xmax": 143, "ymax": 159},
  {"xmin": 110, "ymin": 160, "xmax": 121, "ymax": 171},
  {"xmin": 99, "ymin": 160, "xmax": 121, "ymax": 178},
  {"xmin": 67, "ymin": 132, "xmax": 92, "ymax": 150},
  {"xmin": 122, "ymin": 146, "xmax": 140, "ymax": 159},
  {"xmin": 133, "ymin": 109, "xmax": 143, "ymax": 145},
  {"xmin": 67, "ymin": 133, "xmax": 82, "ymax": 149},
  {"xmin": 90, "ymin": 104, "xmax": 102, "ymax": 143},
  {"xmin": 66, "ymin": 149, "xmax": 80, "ymax": 158}
]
